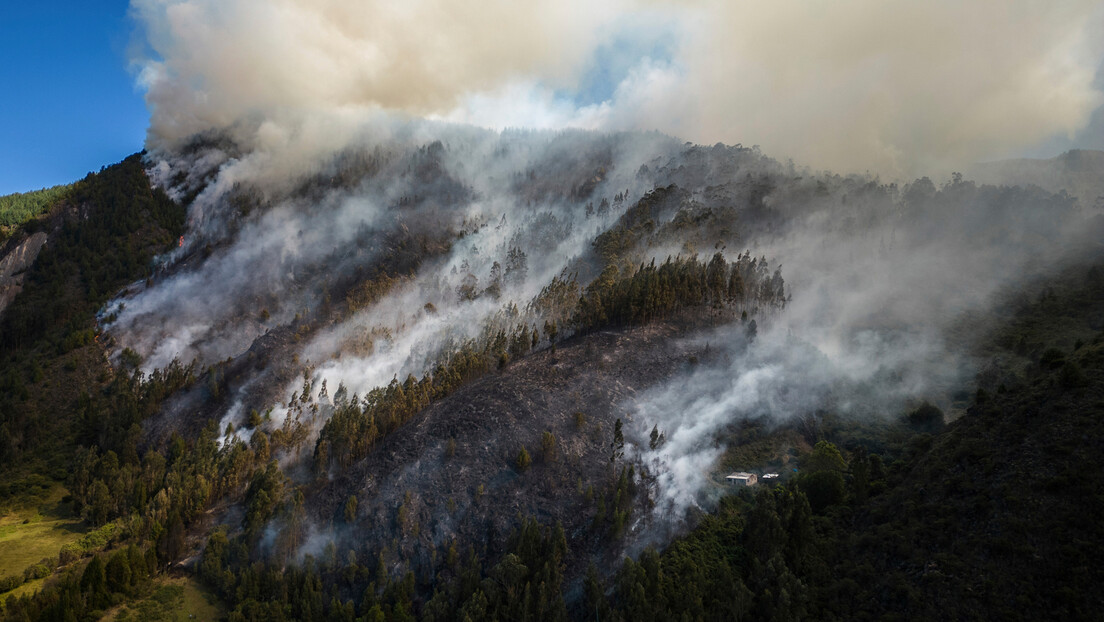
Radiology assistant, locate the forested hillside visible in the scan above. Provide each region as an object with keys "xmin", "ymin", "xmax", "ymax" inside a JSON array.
[
  {"xmin": 1, "ymin": 154, "xmax": 185, "ymax": 492},
  {"xmin": 0, "ymin": 186, "xmax": 74, "ymax": 236},
  {"xmin": 0, "ymin": 132, "xmax": 1102, "ymax": 622},
  {"xmin": 593, "ymin": 260, "xmax": 1104, "ymax": 621}
]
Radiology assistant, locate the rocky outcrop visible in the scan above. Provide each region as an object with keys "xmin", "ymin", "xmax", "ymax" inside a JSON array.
[{"xmin": 0, "ymin": 232, "xmax": 48, "ymax": 318}]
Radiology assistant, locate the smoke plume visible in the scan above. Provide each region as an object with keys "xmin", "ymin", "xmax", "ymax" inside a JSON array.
[
  {"xmin": 131, "ymin": 0, "xmax": 1104, "ymax": 176},
  {"xmin": 628, "ymin": 166, "xmax": 1095, "ymax": 515},
  {"xmin": 113, "ymin": 0, "xmax": 1104, "ymax": 543}
]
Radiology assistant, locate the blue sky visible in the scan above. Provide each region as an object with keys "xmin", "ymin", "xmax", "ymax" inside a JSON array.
[{"xmin": 0, "ymin": 2, "xmax": 148, "ymax": 195}]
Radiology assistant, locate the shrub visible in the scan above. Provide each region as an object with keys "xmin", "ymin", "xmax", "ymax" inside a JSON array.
[
  {"xmin": 541, "ymin": 432, "xmax": 556, "ymax": 462},
  {"xmin": 1039, "ymin": 348, "xmax": 1066, "ymax": 369},
  {"xmin": 1059, "ymin": 361, "xmax": 1088, "ymax": 388}
]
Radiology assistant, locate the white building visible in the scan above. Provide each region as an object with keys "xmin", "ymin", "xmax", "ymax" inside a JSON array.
[{"xmin": 726, "ymin": 472, "xmax": 757, "ymax": 486}]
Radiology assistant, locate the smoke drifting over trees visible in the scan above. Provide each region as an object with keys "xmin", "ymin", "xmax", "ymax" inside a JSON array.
[
  {"xmin": 4, "ymin": 3, "xmax": 1104, "ymax": 620},
  {"xmin": 104, "ymin": 1, "xmax": 1104, "ymax": 557},
  {"xmin": 102, "ymin": 116, "xmax": 1104, "ymax": 538},
  {"xmin": 130, "ymin": 0, "xmax": 1104, "ymax": 176}
]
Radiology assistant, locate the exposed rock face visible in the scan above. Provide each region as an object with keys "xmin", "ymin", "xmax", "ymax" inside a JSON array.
[{"xmin": 0, "ymin": 232, "xmax": 48, "ymax": 318}]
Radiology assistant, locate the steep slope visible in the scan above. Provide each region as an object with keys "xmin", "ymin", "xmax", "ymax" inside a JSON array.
[
  {"xmin": 589, "ymin": 257, "xmax": 1104, "ymax": 622},
  {"xmin": 0, "ymin": 154, "xmax": 185, "ymax": 475},
  {"xmin": 317, "ymin": 321, "xmax": 703, "ymax": 579},
  {"xmin": 0, "ymin": 233, "xmax": 48, "ymax": 318},
  {"xmin": 4, "ymin": 130, "xmax": 1104, "ymax": 621},
  {"xmin": 814, "ymin": 262, "xmax": 1104, "ymax": 620}
]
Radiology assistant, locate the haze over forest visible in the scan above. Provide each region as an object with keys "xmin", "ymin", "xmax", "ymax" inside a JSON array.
[{"xmin": 1, "ymin": 2, "xmax": 1103, "ymax": 621}]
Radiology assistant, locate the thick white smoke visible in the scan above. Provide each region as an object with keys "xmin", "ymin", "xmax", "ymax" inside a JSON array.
[
  {"xmin": 130, "ymin": 0, "xmax": 1104, "ymax": 176},
  {"xmin": 629, "ymin": 170, "xmax": 1093, "ymax": 515},
  {"xmin": 114, "ymin": 0, "xmax": 1104, "ymax": 528},
  {"xmin": 104, "ymin": 124, "xmax": 682, "ymax": 452}
]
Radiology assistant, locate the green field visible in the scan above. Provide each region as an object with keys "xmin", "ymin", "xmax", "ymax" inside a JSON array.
[
  {"xmin": 0, "ymin": 483, "xmax": 85, "ymax": 581},
  {"xmin": 105, "ymin": 575, "xmax": 225, "ymax": 622}
]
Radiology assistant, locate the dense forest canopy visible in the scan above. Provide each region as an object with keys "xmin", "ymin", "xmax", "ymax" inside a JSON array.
[{"xmin": 0, "ymin": 185, "xmax": 74, "ymax": 235}]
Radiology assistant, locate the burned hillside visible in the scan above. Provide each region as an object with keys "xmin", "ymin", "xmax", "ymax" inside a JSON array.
[{"xmin": 3, "ymin": 123, "xmax": 1104, "ymax": 621}]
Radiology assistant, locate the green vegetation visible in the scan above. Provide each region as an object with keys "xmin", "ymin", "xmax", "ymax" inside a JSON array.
[
  {"xmin": 591, "ymin": 466, "xmax": 637, "ymax": 539},
  {"xmin": 1, "ymin": 413, "xmax": 254, "ymax": 620},
  {"xmin": 540, "ymin": 431, "xmax": 556, "ymax": 462},
  {"xmin": 588, "ymin": 259, "xmax": 1104, "ymax": 621},
  {"xmin": 105, "ymin": 575, "xmax": 224, "ymax": 622},
  {"xmin": 314, "ymin": 344, "xmax": 504, "ymax": 472},
  {"xmin": 574, "ymin": 251, "xmax": 784, "ymax": 330},
  {"xmin": 194, "ymin": 515, "xmax": 570, "ymax": 621},
  {"xmin": 0, "ymin": 144, "xmax": 1101, "ymax": 621},
  {"xmin": 0, "ymin": 154, "xmax": 186, "ymax": 483},
  {"xmin": 0, "ymin": 184, "xmax": 72, "ymax": 232},
  {"xmin": 1, "ymin": 154, "xmax": 184, "ymax": 352},
  {"xmin": 515, "ymin": 446, "xmax": 532, "ymax": 472},
  {"xmin": 0, "ymin": 484, "xmax": 84, "ymax": 587},
  {"xmin": 315, "ymin": 250, "xmax": 784, "ymax": 473},
  {"xmin": 3, "ymin": 544, "xmax": 161, "ymax": 621}
]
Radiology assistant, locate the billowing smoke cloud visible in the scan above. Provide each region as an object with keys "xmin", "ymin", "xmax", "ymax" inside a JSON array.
[
  {"xmin": 114, "ymin": 0, "xmax": 1104, "ymax": 548},
  {"xmin": 129, "ymin": 0, "xmax": 630, "ymax": 143},
  {"xmin": 628, "ymin": 168, "xmax": 1095, "ymax": 515},
  {"xmin": 630, "ymin": 325, "xmax": 957, "ymax": 513},
  {"xmin": 656, "ymin": 0, "xmax": 1104, "ymax": 176},
  {"xmin": 131, "ymin": 0, "xmax": 1104, "ymax": 176},
  {"xmin": 104, "ymin": 123, "xmax": 680, "ymax": 452}
]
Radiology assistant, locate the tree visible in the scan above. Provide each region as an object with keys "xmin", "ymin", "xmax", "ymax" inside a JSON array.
[
  {"xmin": 81, "ymin": 555, "xmax": 109, "ymax": 609},
  {"xmin": 457, "ymin": 273, "xmax": 479, "ymax": 301},
  {"xmin": 805, "ymin": 441, "xmax": 846, "ymax": 472},
  {"xmin": 541, "ymin": 431, "xmax": 556, "ymax": 462},
  {"xmin": 505, "ymin": 247, "xmax": 528, "ymax": 286},
  {"xmin": 849, "ymin": 446, "xmax": 870, "ymax": 503},
  {"xmin": 485, "ymin": 261, "xmax": 503, "ymax": 299},
  {"xmin": 796, "ymin": 470, "xmax": 845, "ymax": 513},
  {"xmin": 707, "ymin": 252, "xmax": 727, "ymax": 303},
  {"xmin": 157, "ymin": 513, "xmax": 186, "ymax": 564},
  {"xmin": 344, "ymin": 495, "xmax": 358, "ymax": 523},
  {"xmin": 105, "ymin": 550, "xmax": 132, "ymax": 595},
  {"xmin": 797, "ymin": 441, "xmax": 847, "ymax": 512},
  {"xmin": 906, "ymin": 402, "xmax": 944, "ymax": 433},
  {"xmin": 516, "ymin": 447, "xmax": 532, "ymax": 472},
  {"xmin": 1059, "ymin": 361, "xmax": 1088, "ymax": 388},
  {"xmin": 543, "ymin": 320, "xmax": 559, "ymax": 354},
  {"xmin": 585, "ymin": 562, "xmax": 609, "ymax": 620},
  {"xmin": 245, "ymin": 460, "xmax": 285, "ymax": 537},
  {"xmin": 611, "ymin": 418, "xmax": 625, "ymax": 463}
]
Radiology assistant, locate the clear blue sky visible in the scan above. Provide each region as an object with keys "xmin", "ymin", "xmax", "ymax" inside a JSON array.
[{"xmin": 0, "ymin": 2, "xmax": 148, "ymax": 196}]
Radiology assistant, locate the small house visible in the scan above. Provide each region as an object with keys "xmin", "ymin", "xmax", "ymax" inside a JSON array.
[{"xmin": 726, "ymin": 472, "xmax": 757, "ymax": 486}]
